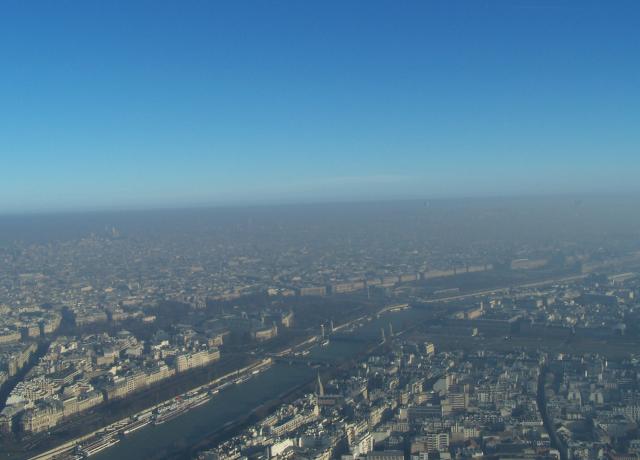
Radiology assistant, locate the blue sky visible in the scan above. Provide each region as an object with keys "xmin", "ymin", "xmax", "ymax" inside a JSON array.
[{"xmin": 1, "ymin": 1, "xmax": 639, "ymax": 212}]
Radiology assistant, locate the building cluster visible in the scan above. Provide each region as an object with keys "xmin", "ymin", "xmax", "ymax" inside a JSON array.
[
  {"xmin": 0, "ymin": 211, "xmax": 637, "ymax": 456},
  {"xmin": 440, "ymin": 273, "xmax": 640, "ymax": 343},
  {"xmin": 0, "ymin": 305, "xmax": 61, "ymax": 414},
  {"xmin": 272, "ymin": 265, "xmax": 495, "ymax": 300},
  {"xmin": 0, "ymin": 219, "xmax": 563, "ymax": 336},
  {"xmin": 0, "ymin": 327, "xmax": 221, "ymax": 434},
  {"xmin": 0, "ymin": 304, "xmax": 61, "ymax": 381},
  {"xmin": 0, "ymin": 342, "xmax": 38, "ymax": 381},
  {"xmin": 0, "ymin": 304, "xmax": 61, "ymax": 343},
  {"xmin": 543, "ymin": 352, "xmax": 640, "ymax": 460},
  {"xmin": 198, "ymin": 338, "xmax": 561, "ymax": 460}
]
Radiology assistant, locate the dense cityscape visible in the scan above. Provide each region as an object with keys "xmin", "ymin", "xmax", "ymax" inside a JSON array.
[
  {"xmin": 1, "ymin": 200, "xmax": 640, "ymax": 460},
  {"xmin": 3, "ymin": 0, "xmax": 640, "ymax": 458}
]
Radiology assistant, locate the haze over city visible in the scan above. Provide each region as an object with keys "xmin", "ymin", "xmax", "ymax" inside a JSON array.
[{"xmin": 2, "ymin": 3, "xmax": 640, "ymax": 460}]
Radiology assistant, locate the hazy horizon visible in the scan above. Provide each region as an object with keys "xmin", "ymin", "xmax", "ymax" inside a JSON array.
[
  {"xmin": 1, "ymin": 194, "xmax": 639, "ymax": 247},
  {"xmin": 2, "ymin": 1, "xmax": 640, "ymax": 213},
  {"xmin": 4, "ymin": 3, "xmax": 640, "ymax": 458},
  {"xmin": 1, "ymin": 191, "xmax": 639, "ymax": 217}
]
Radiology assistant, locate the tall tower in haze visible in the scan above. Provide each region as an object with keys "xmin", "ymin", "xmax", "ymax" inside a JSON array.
[{"xmin": 316, "ymin": 372, "xmax": 325, "ymax": 397}]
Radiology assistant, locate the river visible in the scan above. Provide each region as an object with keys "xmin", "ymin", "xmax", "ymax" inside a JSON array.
[{"xmin": 92, "ymin": 306, "xmax": 434, "ymax": 460}]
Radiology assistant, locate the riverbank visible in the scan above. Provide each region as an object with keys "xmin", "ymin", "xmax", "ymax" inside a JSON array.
[
  {"xmin": 27, "ymin": 358, "xmax": 273, "ymax": 460},
  {"xmin": 9, "ymin": 268, "xmax": 605, "ymax": 460}
]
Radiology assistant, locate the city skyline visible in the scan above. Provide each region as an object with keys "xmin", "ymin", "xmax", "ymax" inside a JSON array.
[
  {"xmin": 2, "ymin": 1, "xmax": 640, "ymax": 212},
  {"xmin": 4, "ymin": 4, "xmax": 640, "ymax": 459}
]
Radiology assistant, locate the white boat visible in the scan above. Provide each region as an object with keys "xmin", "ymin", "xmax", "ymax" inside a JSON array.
[
  {"xmin": 154, "ymin": 394, "xmax": 211, "ymax": 425},
  {"xmin": 122, "ymin": 418, "xmax": 151, "ymax": 435},
  {"xmin": 80, "ymin": 437, "xmax": 120, "ymax": 457}
]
